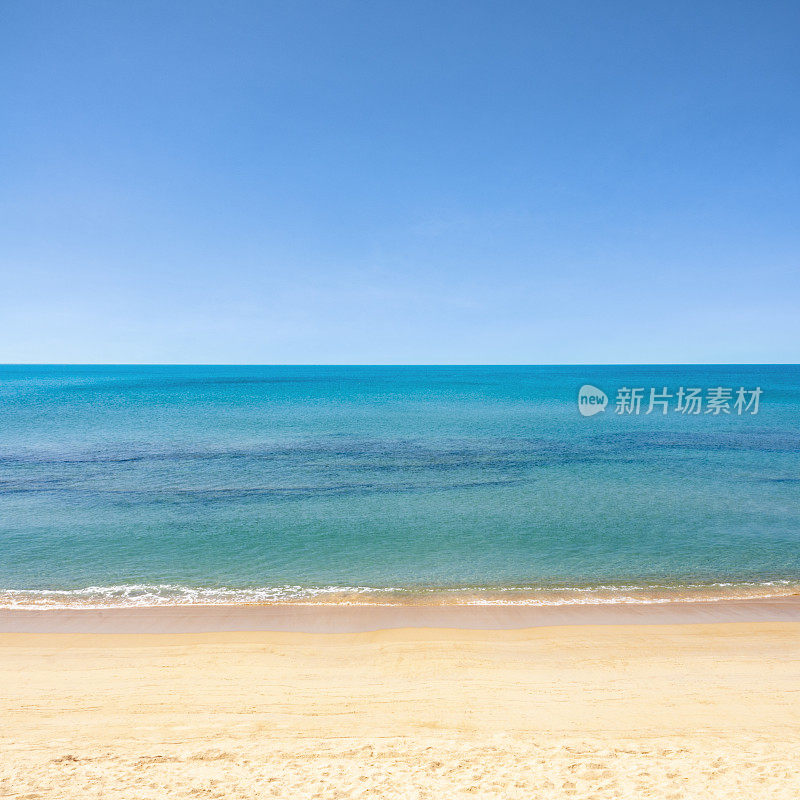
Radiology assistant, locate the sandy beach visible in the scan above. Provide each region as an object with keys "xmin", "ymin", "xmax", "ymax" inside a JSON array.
[{"xmin": 1, "ymin": 606, "xmax": 799, "ymax": 799}]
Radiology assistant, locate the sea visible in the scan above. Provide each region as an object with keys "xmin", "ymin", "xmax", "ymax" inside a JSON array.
[{"xmin": 1, "ymin": 365, "xmax": 798, "ymax": 608}]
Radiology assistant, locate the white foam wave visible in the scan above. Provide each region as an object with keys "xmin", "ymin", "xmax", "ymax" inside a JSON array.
[{"xmin": 0, "ymin": 580, "xmax": 798, "ymax": 609}]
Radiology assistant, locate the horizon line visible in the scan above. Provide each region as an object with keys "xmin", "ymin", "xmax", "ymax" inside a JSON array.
[{"xmin": 2, "ymin": 362, "xmax": 798, "ymax": 368}]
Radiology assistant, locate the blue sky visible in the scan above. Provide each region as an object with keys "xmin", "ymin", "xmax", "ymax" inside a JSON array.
[{"xmin": 1, "ymin": 1, "xmax": 798, "ymax": 363}]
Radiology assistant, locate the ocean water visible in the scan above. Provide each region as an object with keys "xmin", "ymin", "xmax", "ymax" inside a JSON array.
[{"xmin": 1, "ymin": 365, "xmax": 799, "ymax": 607}]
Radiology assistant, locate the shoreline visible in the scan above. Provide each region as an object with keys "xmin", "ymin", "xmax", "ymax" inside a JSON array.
[{"xmin": 3, "ymin": 594, "xmax": 800, "ymax": 633}]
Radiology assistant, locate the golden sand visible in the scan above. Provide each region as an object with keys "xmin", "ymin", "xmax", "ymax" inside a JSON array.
[{"xmin": 1, "ymin": 622, "xmax": 799, "ymax": 798}]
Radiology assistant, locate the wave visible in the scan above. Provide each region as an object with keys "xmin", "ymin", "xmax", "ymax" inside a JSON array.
[{"xmin": 1, "ymin": 580, "xmax": 798, "ymax": 609}]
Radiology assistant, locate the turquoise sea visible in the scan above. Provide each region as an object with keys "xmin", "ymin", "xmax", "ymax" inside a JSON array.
[{"xmin": 1, "ymin": 365, "xmax": 798, "ymax": 607}]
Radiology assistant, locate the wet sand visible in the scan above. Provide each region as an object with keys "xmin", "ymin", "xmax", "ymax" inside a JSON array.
[{"xmin": 2, "ymin": 594, "xmax": 800, "ymax": 633}]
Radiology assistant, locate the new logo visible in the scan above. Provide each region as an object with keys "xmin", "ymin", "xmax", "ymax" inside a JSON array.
[{"xmin": 577, "ymin": 385, "xmax": 608, "ymax": 417}]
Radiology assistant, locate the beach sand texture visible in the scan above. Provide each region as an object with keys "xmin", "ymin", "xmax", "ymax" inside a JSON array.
[{"xmin": 2, "ymin": 621, "xmax": 799, "ymax": 799}]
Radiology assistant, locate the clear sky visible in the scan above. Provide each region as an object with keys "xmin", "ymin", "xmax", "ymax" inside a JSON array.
[{"xmin": 1, "ymin": 1, "xmax": 798, "ymax": 364}]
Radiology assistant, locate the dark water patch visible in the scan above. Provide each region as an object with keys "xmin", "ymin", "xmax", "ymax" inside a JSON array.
[
  {"xmin": 592, "ymin": 430, "xmax": 800, "ymax": 453},
  {"xmin": 0, "ymin": 476, "xmax": 527, "ymax": 502}
]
